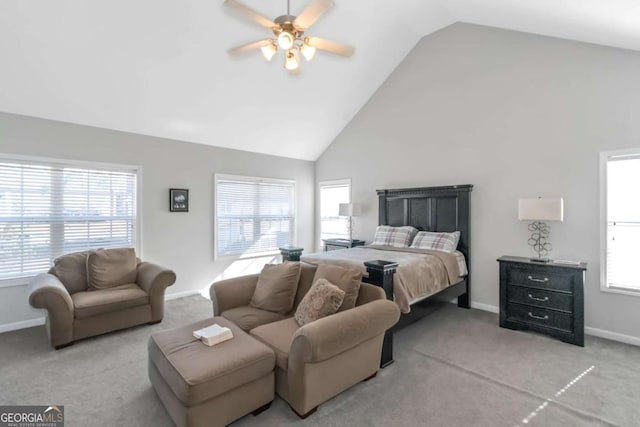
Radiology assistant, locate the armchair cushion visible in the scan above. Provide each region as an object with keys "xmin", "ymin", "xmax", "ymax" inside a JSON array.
[
  {"xmin": 294, "ymin": 278, "xmax": 345, "ymax": 326},
  {"xmin": 221, "ymin": 306, "xmax": 288, "ymax": 332},
  {"xmin": 72, "ymin": 283, "xmax": 148, "ymax": 319},
  {"xmin": 250, "ymin": 317, "xmax": 300, "ymax": 371},
  {"xmin": 250, "ymin": 263, "xmax": 301, "ymax": 314},
  {"xmin": 87, "ymin": 248, "xmax": 137, "ymax": 290},
  {"xmin": 312, "ymin": 264, "xmax": 362, "ymax": 312},
  {"xmin": 52, "ymin": 250, "xmax": 92, "ymax": 294}
]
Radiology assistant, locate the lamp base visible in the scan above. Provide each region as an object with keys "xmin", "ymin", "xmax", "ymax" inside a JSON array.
[{"xmin": 529, "ymin": 257, "xmax": 551, "ymax": 263}]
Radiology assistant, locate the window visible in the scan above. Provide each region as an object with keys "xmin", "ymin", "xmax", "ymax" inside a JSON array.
[
  {"xmin": 601, "ymin": 149, "xmax": 640, "ymax": 293},
  {"xmin": 215, "ymin": 175, "xmax": 295, "ymax": 258},
  {"xmin": 0, "ymin": 157, "xmax": 138, "ymax": 281},
  {"xmin": 319, "ymin": 179, "xmax": 351, "ymax": 245}
]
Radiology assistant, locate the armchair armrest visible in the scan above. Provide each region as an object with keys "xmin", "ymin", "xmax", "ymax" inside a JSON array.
[
  {"xmin": 137, "ymin": 262, "xmax": 176, "ymax": 321},
  {"xmin": 290, "ymin": 299, "xmax": 400, "ymax": 365},
  {"xmin": 209, "ymin": 274, "xmax": 259, "ymax": 316},
  {"xmin": 27, "ymin": 273, "xmax": 74, "ymax": 347}
]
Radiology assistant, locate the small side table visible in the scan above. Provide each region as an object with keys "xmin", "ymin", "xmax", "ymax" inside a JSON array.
[
  {"xmin": 279, "ymin": 246, "xmax": 304, "ymax": 262},
  {"xmin": 323, "ymin": 239, "xmax": 366, "ymax": 251}
]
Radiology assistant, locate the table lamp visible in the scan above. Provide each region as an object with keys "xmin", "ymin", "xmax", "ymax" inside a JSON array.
[
  {"xmin": 338, "ymin": 203, "xmax": 355, "ymax": 242},
  {"xmin": 518, "ymin": 197, "xmax": 564, "ymax": 262}
]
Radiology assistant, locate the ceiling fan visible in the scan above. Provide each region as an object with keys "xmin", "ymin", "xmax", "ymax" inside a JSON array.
[{"xmin": 225, "ymin": 0, "xmax": 354, "ymax": 73}]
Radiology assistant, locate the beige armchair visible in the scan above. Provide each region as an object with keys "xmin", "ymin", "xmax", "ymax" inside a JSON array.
[
  {"xmin": 210, "ymin": 263, "xmax": 400, "ymax": 418},
  {"xmin": 28, "ymin": 248, "xmax": 176, "ymax": 349}
]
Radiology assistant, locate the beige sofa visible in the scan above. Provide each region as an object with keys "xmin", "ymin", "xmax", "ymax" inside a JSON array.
[
  {"xmin": 210, "ymin": 262, "xmax": 400, "ymax": 418},
  {"xmin": 28, "ymin": 248, "xmax": 176, "ymax": 349}
]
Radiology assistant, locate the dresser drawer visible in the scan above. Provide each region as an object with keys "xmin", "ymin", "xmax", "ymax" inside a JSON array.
[
  {"xmin": 506, "ymin": 303, "xmax": 573, "ymax": 333},
  {"xmin": 507, "ymin": 266, "xmax": 573, "ymax": 293},
  {"xmin": 507, "ymin": 285, "xmax": 573, "ymax": 313}
]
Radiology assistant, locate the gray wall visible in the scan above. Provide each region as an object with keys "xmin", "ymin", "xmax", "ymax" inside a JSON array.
[
  {"xmin": 316, "ymin": 23, "xmax": 640, "ymax": 340},
  {"xmin": 0, "ymin": 112, "xmax": 315, "ymax": 328}
]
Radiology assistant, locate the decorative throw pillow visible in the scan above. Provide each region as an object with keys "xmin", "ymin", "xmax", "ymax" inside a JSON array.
[
  {"xmin": 52, "ymin": 250, "xmax": 92, "ymax": 294},
  {"xmin": 371, "ymin": 225, "xmax": 418, "ymax": 248},
  {"xmin": 312, "ymin": 264, "xmax": 362, "ymax": 312},
  {"xmin": 87, "ymin": 248, "xmax": 138, "ymax": 291},
  {"xmin": 250, "ymin": 262, "xmax": 301, "ymax": 314},
  {"xmin": 294, "ymin": 278, "xmax": 346, "ymax": 326},
  {"xmin": 410, "ymin": 231, "xmax": 461, "ymax": 253}
]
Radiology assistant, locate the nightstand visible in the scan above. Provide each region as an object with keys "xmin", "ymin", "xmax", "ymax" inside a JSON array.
[
  {"xmin": 497, "ymin": 256, "xmax": 586, "ymax": 346},
  {"xmin": 322, "ymin": 239, "xmax": 365, "ymax": 251}
]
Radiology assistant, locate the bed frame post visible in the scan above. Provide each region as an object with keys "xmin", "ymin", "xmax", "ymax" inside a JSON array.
[{"xmin": 364, "ymin": 260, "xmax": 398, "ymax": 368}]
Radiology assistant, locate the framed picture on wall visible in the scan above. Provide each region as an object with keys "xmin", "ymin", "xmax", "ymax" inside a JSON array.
[{"xmin": 170, "ymin": 189, "xmax": 189, "ymax": 212}]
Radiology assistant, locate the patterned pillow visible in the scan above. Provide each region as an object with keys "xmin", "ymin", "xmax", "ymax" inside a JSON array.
[
  {"xmin": 410, "ymin": 231, "xmax": 461, "ymax": 253},
  {"xmin": 371, "ymin": 225, "xmax": 418, "ymax": 248},
  {"xmin": 294, "ymin": 278, "xmax": 346, "ymax": 326}
]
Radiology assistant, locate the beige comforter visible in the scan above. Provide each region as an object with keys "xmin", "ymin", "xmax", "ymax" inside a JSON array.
[{"xmin": 301, "ymin": 246, "xmax": 462, "ymax": 313}]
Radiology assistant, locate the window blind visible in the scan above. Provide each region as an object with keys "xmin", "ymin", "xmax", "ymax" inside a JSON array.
[
  {"xmin": 605, "ymin": 155, "xmax": 640, "ymax": 291},
  {"xmin": 319, "ymin": 180, "xmax": 350, "ymax": 243},
  {"xmin": 216, "ymin": 176, "xmax": 295, "ymax": 257},
  {"xmin": 0, "ymin": 159, "xmax": 137, "ymax": 280}
]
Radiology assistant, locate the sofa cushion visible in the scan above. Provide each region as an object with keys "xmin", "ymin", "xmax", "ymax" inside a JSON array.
[
  {"xmin": 294, "ymin": 278, "xmax": 345, "ymax": 326},
  {"xmin": 149, "ymin": 317, "xmax": 275, "ymax": 406},
  {"xmin": 312, "ymin": 264, "xmax": 362, "ymax": 312},
  {"xmin": 250, "ymin": 263, "xmax": 301, "ymax": 314},
  {"xmin": 72, "ymin": 283, "xmax": 148, "ymax": 319},
  {"xmin": 293, "ymin": 263, "xmax": 319, "ymax": 309},
  {"xmin": 52, "ymin": 250, "xmax": 92, "ymax": 294},
  {"xmin": 87, "ymin": 248, "xmax": 138, "ymax": 290},
  {"xmin": 221, "ymin": 306, "xmax": 288, "ymax": 331},
  {"xmin": 250, "ymin": 317, "xmax": 300, "ymax": 371}
]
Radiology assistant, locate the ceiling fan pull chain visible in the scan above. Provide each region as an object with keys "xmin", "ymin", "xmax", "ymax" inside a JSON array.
[{"xmin": 287, "ymin": 0, "xmax": 290, "ymax": 15}]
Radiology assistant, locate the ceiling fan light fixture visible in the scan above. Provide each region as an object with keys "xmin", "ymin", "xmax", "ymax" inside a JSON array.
[
  {"xmin": 300, "ymin": 43, "xmax": 316, "ymax": 61},
  {"xmin": 261, "ymin": 42, "xmax": 277, "ymax": 61},
  {"xmin": 277, "ymin": 31, "xmax": 295, "ymax": 50},
  {"xmin": 284, "ymin": 49, "xmax": 299, "ymax": 70}
]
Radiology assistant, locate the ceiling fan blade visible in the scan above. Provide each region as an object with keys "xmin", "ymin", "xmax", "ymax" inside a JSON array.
[
  {"xmin": 224, "ymin": 0, "xmax": 276, "ymax": 29},
  {"xmin": 228, "ymin": 39, "xmax": 273, "ymax": 55},
  {"xmin": 293, "ymin": 0, "xmax": 334, "ymax": 30},
  {"xmin": 305, "ymin": 36, "xmax": 354, "ymax": 57}
]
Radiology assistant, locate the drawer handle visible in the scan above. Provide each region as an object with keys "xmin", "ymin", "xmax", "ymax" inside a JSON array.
[
  {"xmin": 527, "ymin": 275, "xmax": 549, "ymax": 283},
  {"xmin": 528, "ymin": 312, "xmax": 549, "ymax": 321},
  {"xmin": 528, "ymin": 294, "xmax": 550, "ymax": 302}
]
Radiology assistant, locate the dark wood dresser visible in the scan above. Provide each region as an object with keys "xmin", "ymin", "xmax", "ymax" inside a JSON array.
[
  {"xmin": 322, "ymin": 239, "xmax": 365, "ymax": 251},
  {"xmin": 497, "ymin": 256, "xmax": 586, "ymax": 346}
]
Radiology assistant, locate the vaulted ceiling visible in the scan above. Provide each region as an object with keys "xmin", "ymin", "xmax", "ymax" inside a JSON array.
[{"xmin": 2, "ymin": 1, "xmax": 640, "ymax": 161}]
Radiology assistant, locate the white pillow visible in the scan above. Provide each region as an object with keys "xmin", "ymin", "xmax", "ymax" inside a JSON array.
[
  {"xmin": 410, "ymin": 231, "xmax": 461, "ymax": 253},
  {"xmin": 371, "ymin": 225, "xmax": 418, "ymax": 248}
]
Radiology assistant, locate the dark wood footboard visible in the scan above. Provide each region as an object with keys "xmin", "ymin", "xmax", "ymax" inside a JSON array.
[{"xmin": 363, "ymin": 261, "xmax": 398, "ymax": 368}]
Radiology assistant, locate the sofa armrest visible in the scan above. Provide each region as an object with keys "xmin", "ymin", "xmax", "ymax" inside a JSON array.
[
  {"xmin": 27, "ymin": 273, "xmax": 74, "ymax": 347},
  {"xmin": 290, "ymin": 299, "xmax": 400, "ymax": 364},
  {"xmin": 137, "ymin": 262, "xmax": 176, "ymax": 321},
  {"xmin": 209, "ymin": 274, "xmax": 259, "ymax": 316}
]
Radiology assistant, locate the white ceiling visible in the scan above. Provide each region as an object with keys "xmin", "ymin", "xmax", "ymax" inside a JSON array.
[{"xmin": 1, "ymin": 1, "xmax": 640, "ymax": 161}]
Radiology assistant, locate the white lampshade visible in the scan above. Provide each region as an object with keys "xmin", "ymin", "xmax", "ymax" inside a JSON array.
[
  {"xmin": 518, "ymin": 198, "xmax": 564, "ymax": 221},
  {"xmin": 338, "ymin": 203, "xmax": 354, "ymax": 217}
]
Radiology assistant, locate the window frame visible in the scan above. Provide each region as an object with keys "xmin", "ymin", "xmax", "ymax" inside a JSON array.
[
  {"xmin": 599, "ymin": 148, "xmax": 640, "ymax": 296},
  {"xmin": 214, "ymin": 173, "xmax": 296, "ymax": 261},
  {"xmin": 0, "ymin": 153, "xmax": 142, "ymax": 288},
  {"xmin": 318, "ymin": 178, "xmax": 352, "ymax": 250}
]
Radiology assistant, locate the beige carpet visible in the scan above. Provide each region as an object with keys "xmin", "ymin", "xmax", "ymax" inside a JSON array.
[{"xmin": 1, "ymin": 296, "xmax": 639, "ymax": 426}]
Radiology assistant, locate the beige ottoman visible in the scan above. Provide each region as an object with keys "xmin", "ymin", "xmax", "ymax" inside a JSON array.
[{"xmin": 148, "ymin": 317, "xmax": 275, "ymax": 427}]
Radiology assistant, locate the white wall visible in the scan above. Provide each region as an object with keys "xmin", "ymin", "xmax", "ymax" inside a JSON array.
[
  {"xmin": 316, "ymin": 23, "xmax": 640, "ymax": 342},
  {"xmin": 0, "ymin": 112, "xmax": 315, "ymax": 330}
]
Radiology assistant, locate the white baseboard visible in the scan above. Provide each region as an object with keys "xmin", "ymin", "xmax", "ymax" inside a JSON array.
[
  {"xmin": 468, "ymin": 301, "xmax": 640, "ymax": 347},
  {"xmin": 0, "ymin": 317, "xmax": 45, "ymax": 333},
  {"xmin": 584, "ymin": 327, "xmax": 640, "ymax": 346},
  {"xmin": 164, "ymin": 289, "xmax": 202, "ymax": 301},
  {"xmin": 470, "ymin": 301, "xmax": 499, "ymax": 313}
]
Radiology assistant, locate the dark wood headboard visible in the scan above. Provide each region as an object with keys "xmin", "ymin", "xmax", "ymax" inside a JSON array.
[{"xmin": 377, "ymin": 184, "xmax": 473, "ymax": 265}]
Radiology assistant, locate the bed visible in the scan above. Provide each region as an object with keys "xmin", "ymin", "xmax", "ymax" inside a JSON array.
[{"xmin": 301, "ymin": 184, "xmax": 473, "ymax": 367}]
